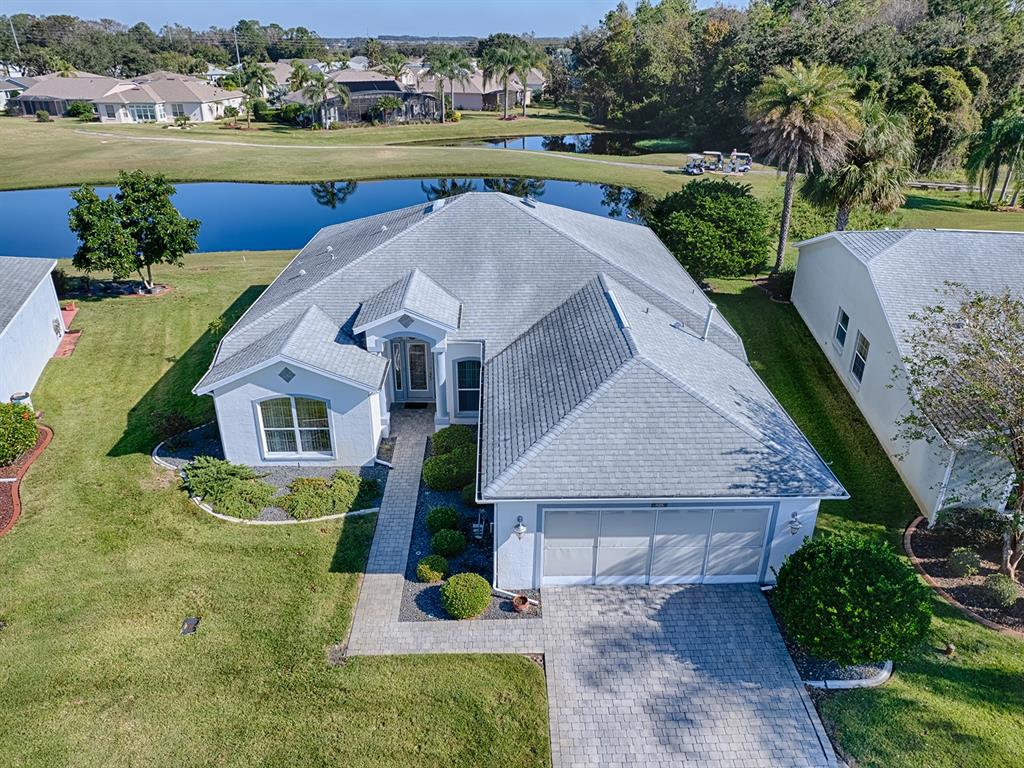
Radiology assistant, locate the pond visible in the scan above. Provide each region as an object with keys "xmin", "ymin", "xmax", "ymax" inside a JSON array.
[
  {"xmin": 410, "ymin": 132, "xmax": 664, "ymax": 155},
  {"xmin": 0, "ymin": 178, "xmax": 650, "ymax": 258}
]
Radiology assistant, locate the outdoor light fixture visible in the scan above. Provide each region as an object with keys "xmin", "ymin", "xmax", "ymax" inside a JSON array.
[
  {"xmin": 787, "ymin": 512, "xmax": 803, "ymax": 536},
  {"xmin": 513, "ymin": 515, "xmax": 527, "ymax": 540}
]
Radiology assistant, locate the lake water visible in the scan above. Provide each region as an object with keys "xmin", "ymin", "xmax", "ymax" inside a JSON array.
[
  {"xmin": 412, "ymin": 133, "xmax": 652, "ymax": 155},
  {"xmin": 0, "ymin": 178, "xmax": 649, "ymax": 258}
]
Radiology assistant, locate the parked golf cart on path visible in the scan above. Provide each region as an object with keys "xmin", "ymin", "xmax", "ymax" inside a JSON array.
[{"xmin": 683, "ymin": 153, "xmax": 705, "ymax": 175}]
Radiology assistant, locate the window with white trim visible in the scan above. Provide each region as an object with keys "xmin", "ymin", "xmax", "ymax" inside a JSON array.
[
  {"xmin": 104, "ymin": 104, "xmax": 117, "ymax": 118},
  {"xmin": 258, "ymin": 396, "xmax": 332, "ymax": 455},
  {"xmin": 170, "ymin": 103, "xmax": 185, "ymax": 117},
  {"xmin": 851, "ymin": 332, "xmax": 870, "ymax": 383},
  {"xmin": 834, "ymin": 307, "xmax": 850, "ymax": 349},
  {"xmin": 456, "ymin": 359, "xmax": 481, "ymax": 414},
  {"xmin": 128, "ymin": 104, "xmax": 157, "ymax": 121}
]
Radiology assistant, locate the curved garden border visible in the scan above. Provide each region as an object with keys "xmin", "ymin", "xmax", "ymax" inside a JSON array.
[
  {"xmin": 904, "ymin": 515, "xmax": 1024, "ymax": 640},
  {"xmin": 0, "ymin": 425, "xmax": 53, "ymax": 538},
  {"xmin": 151, "ymin": 435, "xmax": 379, "ymax": 526},
  {"xmin": 803, "ymin": 660, "xmax": 892, "ymax": 690}
]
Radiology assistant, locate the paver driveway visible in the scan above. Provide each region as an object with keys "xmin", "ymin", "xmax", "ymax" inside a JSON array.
[{"xmin": 542, "ymin": 585, "xmax": 837, "ymax": 768}]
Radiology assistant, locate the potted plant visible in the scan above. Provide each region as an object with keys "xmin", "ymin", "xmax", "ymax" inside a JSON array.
[{"xmin": 512, "ymin": 594, "xmax": 529, "ymax": 613}]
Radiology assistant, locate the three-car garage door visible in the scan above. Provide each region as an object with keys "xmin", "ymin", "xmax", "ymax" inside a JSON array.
[{"xmin": 542, "ymin": 507, "xmax": 772, "ymax": 586}]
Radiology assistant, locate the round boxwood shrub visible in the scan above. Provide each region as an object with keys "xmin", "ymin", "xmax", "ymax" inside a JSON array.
[
  {"xmin": 774, "ymin": 534, "xmax": 932, "ymax": 666},
  {"xmin": 440, "ymin": 572, "xmax": 492, "ymax": 619},
  {"xmin": 460, "ymin": 482, "xmax": 478, "ymax": 507},
  {"xmin": 426, "ymin": 505, "xmax": 460, "ymax": 533},
  {"xmin": 983, "ymin": 573, "xmax": 1020, "ymax": 609},
  {"xmin": 416, "ymin": 554, "xmax": 448, "ymax": 583},
  {"xmin": 0, "ymin": 403, "xmax": 40, "ymax": 467},
  {"xmin": 431, "ymin": 528, "xmax": 467, "ymax": 557},
  {"xmin": 422, "ymin": 446, "xmax": 475, "ymax": 491},
  {"xmin": 432, "ymin": 424, "xmax": 475, "ymax": 455},
  {"xmin": 948, "ymin": 547, "xmax": 981, "ymax": 577}
]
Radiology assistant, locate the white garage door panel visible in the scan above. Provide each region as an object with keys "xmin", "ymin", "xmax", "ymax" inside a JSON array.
[
  {"xmin": 650, "ymin": 547, "xmax": 707, "ymax": 584},
  {"xmin": 649, "ymin": 508, "xmax": 712, "ymax": 583},
  {"xmin": 546, "ymin": 509, "xmax": 599, "ymax": 544},
  {"xmin": 704, "ymin": 508, "xmax": 770, "ymax": 583},
  {"xmin": 544, "ymin": 547, "xmax": 596, "ymax": 583},
  {"xmin": 543, "ymin": 510, "xmax": 598, "ymax": 585},
  {"xmin": 596, "ymin": 509, "xmax": 654, "ymax": 584}
]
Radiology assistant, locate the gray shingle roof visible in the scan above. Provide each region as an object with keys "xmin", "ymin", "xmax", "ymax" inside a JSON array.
[
  {"xmin": 479, "ymin": 274, "xmax": 847, "ymax": 501},
  {"xmin": 354, "ymin": 268, "xmax": 461, "ymax": 332},
  {"xmin": 0, "ymin": 257, "xmax": 56, "ymax": 335}
]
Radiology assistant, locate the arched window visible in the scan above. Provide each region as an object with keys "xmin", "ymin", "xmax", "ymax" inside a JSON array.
[
  {"xmin": 258, "ymin": 396, "xmax": 332, "ymax": 455},
  {"xmin": 455, "ymin": 359, "xmax": 481, "ymax": 414}
]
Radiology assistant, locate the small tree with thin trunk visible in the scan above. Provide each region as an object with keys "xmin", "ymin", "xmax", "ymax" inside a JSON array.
[
  {"xmin": 897, "ymin": 283, "xmax": 1024, "ymax": 579},
  {"xmin": 69, "ymin": 170, "xmax": 199, "ymax": 292}
]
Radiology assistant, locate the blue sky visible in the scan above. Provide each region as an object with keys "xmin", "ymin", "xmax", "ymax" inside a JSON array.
[{"xmin": 1, "ymin": 0, "xmax": 649, "ymax": 37}]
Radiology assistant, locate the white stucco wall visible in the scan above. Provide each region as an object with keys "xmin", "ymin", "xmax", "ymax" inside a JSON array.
[
  {"xmin": 209, "ymin": 362, "xmax": 381, "ymax": 467},
  {"xmin": 792, "ymin": 238, "xmax": 954, "ymax": 518},
  {"xmin": 0, "ymin": 273, "xmax": 63, "ymax": 403},
  {"xmin": 492, "ymin": 497, "xmax": 822, "ymax": 590}
]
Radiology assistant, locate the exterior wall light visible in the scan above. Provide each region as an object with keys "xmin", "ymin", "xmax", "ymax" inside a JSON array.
[
  {"xmin": 787, "ymin": 511, "xmax": 803, "ymax": 536},
  {"xmin": 513, "ymin": 515, "xmax": 527, "ymax": 540}
]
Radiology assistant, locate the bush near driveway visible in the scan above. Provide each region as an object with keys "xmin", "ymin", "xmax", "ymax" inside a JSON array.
[
  {"xmin": 775, "ymin": 533, "xmax": 932, "ymax": 666},
  {"xmin": 0, "ymin": 403, "xmax": 39, "ymax": 467},
  {"xmin": 422, "ymin": 444, "xmax": 476, "ymax": 490},
  {"xmin": 279, "ymin": 471, "xmax": 380, "ymax": 520},
  {"xmin": 431, "ymin": 528, "xmax": 467, "ymax": 557},
  {"xmin": 426, "ymin": 505, "xmax": 460, "ymax": 534},
  {"xmin": 441, "ymin": 572, "xmax": 492, "ymax": 619},
  {"xmin": 983, "ymin": 573, "xmax": 1020, "ymax": 609},
  {"xmin": 184, "ymin": 455, "xmax": 275, "ymax": 519},
  {"xmin": 432, "ymin": 424, "xmax": 475, "ymax": 455},
  {"xmin": 416, "ymin": 555, "xmax": 449, "ymax": 583}
]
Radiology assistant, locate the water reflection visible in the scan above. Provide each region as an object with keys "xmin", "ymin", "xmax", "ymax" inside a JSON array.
[
  {"xmin": 420, "ymin": 178, "xmax": 478, "ymax": 200},
  {"xmin": 482, "ymin": 178, "xmax": 547, "ymax": 198},
  {"xmin": 310, "ymin": 181, "xmax": 359, "ymax": 209}
]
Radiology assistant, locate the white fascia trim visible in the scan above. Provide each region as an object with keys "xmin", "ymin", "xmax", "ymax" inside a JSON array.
[
  {"xmin": 353, "ymin": 308, "xmax": 458, "ymax": 336},
  {"xmin": 480, "ymin": 493, "xmax": 833, "ymax": 505},
  {"xmin": 192, "ymin": 354, "xmax": 382, "ymax": 396}
]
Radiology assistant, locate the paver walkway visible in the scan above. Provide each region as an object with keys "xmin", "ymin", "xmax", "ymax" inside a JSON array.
[{"xmin": 346, "ymin": 411, "xmax": 835, "ymax": 767}]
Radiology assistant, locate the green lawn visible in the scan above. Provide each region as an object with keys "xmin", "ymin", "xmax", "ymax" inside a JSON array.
[
  {"xmin": 711, "ymin": 278, "xmax": 1024, "ymax": 768},
  {"xmin": 0, "ymin": 252, "xmax": 550, "ymax": 768}
]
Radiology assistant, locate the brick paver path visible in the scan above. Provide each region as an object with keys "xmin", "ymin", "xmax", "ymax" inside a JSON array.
[{"xmin": 346, "ymin": 411, "xmax": 835, "ymax": 767}]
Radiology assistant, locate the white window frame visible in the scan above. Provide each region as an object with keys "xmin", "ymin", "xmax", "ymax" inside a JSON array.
[
  {"xmin": 833, "ymin": 307, "xmax": 850, "ymax": 351},
  {"xmin": 254, "ymin": 395, "xmax": 334, "ymax": 459},
  {"xmin": 170, "ymin": 103, "xmax": 185, "ymax": 117},
  {"xmin": 128, "ymin": 104, "xmax": 157, "ymax": 122},
  {"xmin": 454, "ymin": 358, "xmax": 481, "ymax": 415},
  {"xmin": 851, "ymin": 332, "xmax": 870, "ymax": 385},
  {"xmin": 104, "ymin": 104, "xmax": 117, "ymax": 119}
]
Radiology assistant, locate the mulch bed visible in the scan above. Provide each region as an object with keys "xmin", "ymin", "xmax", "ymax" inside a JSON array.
[
  {"xmin": 60, "ymin": 277, "xmax": 171, "ymax": 299},
  {"xmin": 907, "ymin": 517, "xmax": 1024, "ymax": 634},
  {"xmin": 0, "ymin": 425, "xmax": 53, "ymax": 538}
]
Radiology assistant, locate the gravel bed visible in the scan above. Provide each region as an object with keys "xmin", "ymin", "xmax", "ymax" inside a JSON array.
[
  {"xmin": 765, "ymin": 590, "xmax": 888, "ymax": 682},
  {"xmin": 156, "ymin": 422, "xmax": 388, "ymax": 522},
  {"xmin": 399, "ymin": 437, "xmax": 541, "ymax": 622}
]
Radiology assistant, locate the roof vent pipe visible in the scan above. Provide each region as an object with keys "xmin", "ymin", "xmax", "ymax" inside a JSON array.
[{"xmin": 701, "ymin": 302, "xmax": 717, "ymax": 341}]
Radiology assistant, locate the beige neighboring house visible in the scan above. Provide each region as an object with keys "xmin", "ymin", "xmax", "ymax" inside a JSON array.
[
  {"xmin": 15, "ymin": 70, "xmax": 242, "ymax": 122},
  {"xmin": 417, "ymin": 71, "xmax": 530, "ymax": 111}
]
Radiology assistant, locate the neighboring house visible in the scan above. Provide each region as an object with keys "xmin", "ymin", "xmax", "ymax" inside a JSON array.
[
  {"xmin": 417, "ymin": 71, "xmax": 529, "ymax": 111},
  {"xmin": 792, "ymin": 229, "xmax": 1020, "ymax": 521},
  {"xmin": 524, "ymin": 66, "xmax": 547, "ymax": 96},
  {"xmin": 347, "ymin": 55, "xmax": 370, "ymax": 71},
  {"xmin": 193, "ymin": 193, "xmax": 846, "ymax": 590},
  {"xmin": 15, "ymin": 70, "xmax": 242, "ymax": 122},
  {"xmin": 0, "ymin": 257, "xmax": 64, "ymax": 404},
  {"xmin": 1, "ymin": 73, "xmax": 44, "ymax": 110},
  {"xmin": 258, "ymin": 58, "xmax": 326, "ymax": 90},
  {"xmin": 203, "ymin": 64, "xmax": 233, "ymax": 84},
  {"xmin": 282, "ymin": 69, "xmax": 438, "ymax": 124}
]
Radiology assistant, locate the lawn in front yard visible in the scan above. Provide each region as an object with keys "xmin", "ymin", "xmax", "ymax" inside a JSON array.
[
  {"xmin": 0, "ymin": 251, "xmax": 550, "ymax": 768},
  {"xmin": 712, "ymin": 278, "xmax": 1024, "ymax": 768}
]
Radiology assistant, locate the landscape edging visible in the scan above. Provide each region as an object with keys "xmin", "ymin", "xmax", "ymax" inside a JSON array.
[
  {"xmin": 804, "ymin": 660, "xmax": 893, "ymax": 690},
  {"xmin": 0, "ymin": 425, "xmax": 53, "ymax": 538},
  {"xmin": 904, "ymin": 515, "xmax": 1024, "ymax": 640}
]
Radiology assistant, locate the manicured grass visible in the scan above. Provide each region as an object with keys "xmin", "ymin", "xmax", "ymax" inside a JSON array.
[
  {"xmin": 711, "ymin": 279, "xmax": 1024, "ymax": 768},
  {"xmin": 0, "ymin": 252, "xmax": 550, "ymax": 768}
]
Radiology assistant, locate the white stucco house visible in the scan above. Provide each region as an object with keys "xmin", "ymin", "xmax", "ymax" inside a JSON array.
[
  {"xmin": 194, "ymin": 193, "xmax": 846, "ymax": 589},
  {"xmin": 792, "ymin": 229, "xmax": 1020, "ymax": 522},
  {"xmin": 0, "ymin": 257, "xmax": 64, "ymax": 404}
]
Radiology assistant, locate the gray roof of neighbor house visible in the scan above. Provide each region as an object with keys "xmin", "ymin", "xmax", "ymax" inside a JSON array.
[
  {"xmin": 417, "ymin": 71, "xmax": 525, "ymax": 96},
  {"xmin": 479, "ymin": 274, "xmax": 847, "ymax": 500},
  {"xmin": 127, "ymin": 71, "xmax": 242, "ymax": 103},
  {"xmin": 801, "ymin": 229, "xmax": 1024, "ymax": 354},
  {"xmin": 354, "ymin": 268, "xmax": 461, "ymax": 332},
  {"xmin": 0, "ymin": 257, "xmax": 56, "ymax": 335},
  {"xmin": 16, "ymin": 74, "xmax": 122, "ymax": 101}
]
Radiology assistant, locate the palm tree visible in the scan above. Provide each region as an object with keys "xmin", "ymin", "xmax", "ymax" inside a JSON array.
[
  {"xmin": 482, "ymin": 44, "xmax": 527, "ymax": 120},
  {"xmin": 240, "ymin": 59, "xmax": 276, "ymax": 129},
  {"xmin": 302, "ymin": 70, "xmax": 328, "ymax": 130},
  {"xmin": 378, "ymin": 50, "xmax": 408, "ymax": 82},
  {"xmin": 425, "ymin": 46, "xmax": 455, "ymax": 123},
  {"xmin": 746, "ymin": 60, "xmax": 860, "ymax": 273},
  {"xmin": 54, "ymin": 58, "xmax": 74, "ymax": 78},
  {"xmin": 310, "ymin": 181, "xmax": 358, "ymax": 208},
  {"xmin": 966, "ymin": 99, "xmax": 1024, "ymax": 206},
  {"xmin": 373, "ymin": 94, "xmax": 404, "ymax": 125},
  {"xmin": 421, "ymin": 178, "xmax": 477, "ymax": 200},
  {"xmin": 288, "ymin": 62, "xmax": 311, "ymax": 93},
  {"xmin": 483, "ymin": 177, "xmax": 546, "ymax": 198},
  {"xmin": 514, "ymin": 45, "xmax": 546, "ymax": 118},
  {"xmin": 329, "ymin": 79, "xmax": 351, "ymax": 125},
  {"xmin": 447, "ymin": 47, "xmax": 472, "ymax": 118},
  {"xmin": 800, "ymin": 99, "xmax": 915, "ymax": 230}
]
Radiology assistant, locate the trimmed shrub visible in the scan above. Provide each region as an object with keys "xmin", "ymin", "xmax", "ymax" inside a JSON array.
[
  {"xmin": 936, "ymin": 507, "xmax": 1003, "ymax": 546},
  {"xmin": 184, "ymin": 455, "xmax": 275, "ymax": 520},
  {"xmin": 774, "ymin": 533, "xmax": 932, "ymax": 665},
  {"xmin": 983, "ymin": 573, "xmax": 1019, "ymax": 609},
  {"xmin": 771, "ymin": 266, "xmax": 797, "ymax": 300},
  {"xmin": 431, "ymin": 528, "xmax": 467, "ymax": 557},
  {"xmin": 948, "ymin": 547, "xmax": 981, "ymax": 577},
  {"xmin": 441, "ymin": 572, "xmax": 492, "ymax": 619},
  {"xmin": 66, "ymin": 101, "xmax": 94, "ymax": 121},
  {"xmin": 422, "ymin": 446, "xmax": 475, "ymax": 491},
  {"xmin": 0, "ymin": 403, "xmax": 39, "ymax": 467},
  {"xmin": 461, "ymin": 483, "xmax": 478, "ymax": 507},
  {"xmin": 222, "ymin": 105, "xmax": 239, "ymax": 119},
  {"xmin": 279, "ymin": 470, "xmax": 380, "ymax": 520},
  {"xmin": 416, "ymin": 555, "xmax": 448, "ymax": 583},
  {"xmin": 432, "ymin": 424, "xmax": 475, "ymax": 455},
  {"xmin": 35, "ymin": 110, "xmax": 51, "ymax": 122},
  {"xmin": 426, "ymin": 505, "xmax": 460, "ymax": 534}
]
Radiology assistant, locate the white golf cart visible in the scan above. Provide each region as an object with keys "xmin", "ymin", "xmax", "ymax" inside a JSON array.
[{"xmin": 683, "ymin": 153, "xmax": 705, "ymax": 175}]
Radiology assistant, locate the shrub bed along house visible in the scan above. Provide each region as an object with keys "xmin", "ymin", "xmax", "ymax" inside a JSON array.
[
  {"xmin": 431, "ymin": 528, "xmax": 467, "ymax": 557},
  {"xmin": 426, "ymin": 505, "xmax": 459, "ymax": 533},
  {"xmin": 183, "ymin": 456, "xmax": 276, "ymax": 520},
  {"xmin": 441, "ymin": 572, "xmax": 492, "ymax": 619},
  {"xmin": 0, "ymin": 404, "xmax": 39, "ymax": 467},
  {"xmin": 984, "ymin": 573, "xmax": 1020, "ymax": 609},
  {"xmin": 948, "ymin": 546, "xmax": 981, "ymax": 577},
  {"xmin": 775, "ymin": 533, "xmax": 932, "ymax": 666},
  {"xmin": 422, "ymin": 426, "xmax": 477, "ymax": 491},
  {"xmin": 416, "ymin": 555, "xmax": 448, "ymax": 583},
  {"xmin": 279, "ymin": 471, "xmax": 380, "ymax": 520}
]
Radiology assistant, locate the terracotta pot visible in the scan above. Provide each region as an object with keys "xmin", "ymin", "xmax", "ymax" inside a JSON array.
[{"xmin": 512, "ymin": 594, "xmax": 529, "ymax": 613}]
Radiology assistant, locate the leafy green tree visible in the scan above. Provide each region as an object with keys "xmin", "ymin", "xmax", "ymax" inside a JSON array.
[
  {"xmin": 364, "ymin": 38, "xmax": 383, "ymax": 67},
  {"xmin": 801, "ymin": 99, "xmax": 915, "ymax": 230},
  {"xmin": 239, "ymin": 58, "xmax": 275, "ymax": 129},
  {"xmin": 68, "ymin": 170, "xmax": 199, "ymax": 291},
  {"xmin": 895, "ymin": 66, "xmax": 982, "ymax": 173},
  {"xmin": 646, "ymin": 179, "xmax": 772, "ymax": 283},
  {"xmin": 482, "ymin": 43, "xmax": 527, "ymax": 119},
  {"xmin": 746, "ymin": 60, "xmax": 860, "ymax": 274}
]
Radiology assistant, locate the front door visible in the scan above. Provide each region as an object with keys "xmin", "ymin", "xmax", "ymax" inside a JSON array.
[{"xmin": 391, "ymin": 338, "xmax": 434, "ymax": 403}]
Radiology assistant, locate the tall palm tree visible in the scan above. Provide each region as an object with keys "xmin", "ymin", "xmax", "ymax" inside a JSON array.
[
  {"xmin": 514, "ymin": 45, "xmax": 546, "ymax": 118},
  {"xmin": 240, "ymin": 58, "xmax": 276, "ymax": 129},
  {"xmin": 288, "ymin": 62, "xmax": 311, "ymax": 93},
  {"xmin": 801, "ymin": 100, "xmax": 915, "ymax": 230},
  {"xmin": 966, "ymin": 99, "xmax": 1024, "ymax": 206},
  {"xmin": 482, "ymin": 44, "xmax": 527, "ymax": 120},
  {"xmin": 302, "ymin": 70, "xmax": 328, "ymax": 130},
  {"xmin": 378, "ymin": 50, "xmax": 408, "ymax": 82},
  {"xmin": 425, "ymin": 46, "xmax": 454, "ymax": 123},
  {"xmin": 329, "ymin": 79, "xmax": 351, "ymax": 125},
  {"xmin": 746, "ymin": 60, "xmax": 860, "ymax": 273},
  {"xmin": 447, "ymin": 47, "xmax": 472, "ymax": 117}
]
